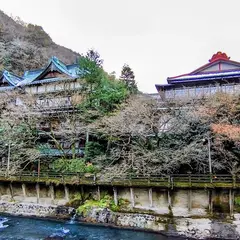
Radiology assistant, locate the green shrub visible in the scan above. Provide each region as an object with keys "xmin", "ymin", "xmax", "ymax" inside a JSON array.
[
  {"xmin": 76, "ymin": 195, "xmax": 129, "ymax": 215},
  {"xmin": 49, "ymin": 158, "xmax": 97, "ymax": 173},
  {"xmin": 84, "ymin": 141, "xmax": 105, "ymax": 162},
  {"xmin": 235, "ymin": 196, "xmax": 240, "ymax": 206}
]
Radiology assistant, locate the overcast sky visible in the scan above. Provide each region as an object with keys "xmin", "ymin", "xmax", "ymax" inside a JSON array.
[{"xmin": 1, "ymin": 0, "xmax": 240, "ymax": 93}]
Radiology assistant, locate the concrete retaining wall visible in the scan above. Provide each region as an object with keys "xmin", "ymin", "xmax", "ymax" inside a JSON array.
[
  {"xmin": 0, "ymin": 181, "xmax": 239, "ymax": 239},
  {"xmin": 0, "ymin": 201, "xmax": 74, "ymax": 219}
]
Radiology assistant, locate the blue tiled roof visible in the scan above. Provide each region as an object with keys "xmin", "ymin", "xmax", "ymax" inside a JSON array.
[
  {"xmin": 23, "ymin": 69, "xmax": 44, "ymax": 81},
  {"xmin": 66, "ymin": 64, "xmax": 80, "ymax": 77},
  {"xmin": 168, "ymin": 72, "xmax": 240, "ymax": 84},
  {"xmin": 156, "ymin": 70, "xmax": 240, "ymax": 92},
  {"xmin": 51, "ymin": 56, "xmax": 72, "ymax": 76},
  {"xmin": 168, "ymin": 70, "xmax": 240, "ymax": 83},
  {"xmin": 0, "ymin": 57, "xmax": 82, "ymax": 90},
  {"xmin": 16, "ymin": 56, "xmax": 81, "ymax": 87},
  {"xmin": 0, "ymin": 70, "xmax": 22, "ymax": 86}
]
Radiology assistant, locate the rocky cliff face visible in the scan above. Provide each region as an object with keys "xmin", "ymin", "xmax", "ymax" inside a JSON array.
[{"xmin": 0, "ymin": 10, "xmax": 79, "ymax": 75}]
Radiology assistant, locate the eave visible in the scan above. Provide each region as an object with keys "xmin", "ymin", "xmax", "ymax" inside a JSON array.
[
  {"xmin": 35, "ymin": 56, "xmax": 75, "ymax": 81},
  {"xmin": 168, "ymin": 70, "xmax": 240, "ymax": 84},
  {"xmin": 0, "ymin": 70, "xmax": 22, "ymax": 86}
]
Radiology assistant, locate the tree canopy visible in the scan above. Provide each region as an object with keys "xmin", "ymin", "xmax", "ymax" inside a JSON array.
[
  {"xmin": 120, "ymin": 64, "xmax": 138, "ymax": 94},
  {"xmin": 1, "ymin": 48, "xmax": 240, "ymax": 177}
]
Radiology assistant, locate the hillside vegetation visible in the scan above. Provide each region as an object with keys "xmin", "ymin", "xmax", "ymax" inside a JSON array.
[{"xmin": 0, "ymin": 11, "xmax": 79, "ymax": 74}]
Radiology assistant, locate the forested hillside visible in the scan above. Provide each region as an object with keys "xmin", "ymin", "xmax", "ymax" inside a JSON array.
[{"xmin": 0, "ymin": 10, "xmax": 79, "ymax": 74}]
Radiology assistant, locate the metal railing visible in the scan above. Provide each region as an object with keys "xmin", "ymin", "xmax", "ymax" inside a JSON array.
[{"xmin": 0, "ymin": 171, "xmax": 239, "ymax": 188}]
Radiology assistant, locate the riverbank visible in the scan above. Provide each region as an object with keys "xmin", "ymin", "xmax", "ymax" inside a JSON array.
[
  {"xmin": 0, "ymin": 200, "xmax": 240, "ymax": 239},
  {"xmin": 0, "ymin": 214, "xmax": 165, "ymax": 240},
  {"xmin": 76, "ymin": 207, "xmax": 240, "ymax": 239}
]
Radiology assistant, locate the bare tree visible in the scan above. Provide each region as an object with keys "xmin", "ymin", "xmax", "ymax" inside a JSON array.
[
  {"xmin": 0, "ymin": 91, "xmax": 40, "ymax": 173},
  {"xmin": 90, "ymin": 95, "xmax": 217, "ymax": 177}
]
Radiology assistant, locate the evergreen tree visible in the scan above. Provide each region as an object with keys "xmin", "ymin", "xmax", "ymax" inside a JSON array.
[
  {"xmin": 78, "ymin": 52, "xmax": 129, "ymax": 116},
  {"xmin": 120, "ymin": 64, "xmax": 138, "ymax": 93},
  {"xmin": 86, "ymin": 49, "xmax": 103, "ymax": 67}
]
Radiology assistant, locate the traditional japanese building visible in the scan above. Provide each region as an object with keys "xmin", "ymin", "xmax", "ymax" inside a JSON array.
[
  {"xmin": 0, "ymin": 57, "xmax": 85, "ymax": 159},
  {"xmin": 155, "ymin": 52, "xmax": 240, "ymax": 101},
  {"xmin": 0, "ymin": 56, "xmax": 81, "ymax": 92},
  {"xmin": 0, "ymin": 56, "xmax": 83, "ymax": 109}
]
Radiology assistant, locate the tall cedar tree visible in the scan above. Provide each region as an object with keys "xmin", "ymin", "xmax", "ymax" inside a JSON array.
[{"xmin": 120, "ymin": 64, "xmax": 138, "ymax": 93}]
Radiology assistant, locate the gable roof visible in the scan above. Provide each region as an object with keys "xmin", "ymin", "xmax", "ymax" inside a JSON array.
[
  {"xmin": 155, "ymin": 52, "xmax": 240, "ymax": 93},
  {"xmin": 22, "ymin": 68, "xmax": 44, "ymax": 83},
  {"xmin": 17, "ymin": 56, "xmax": 80, "ymax": 87},
  {"xmin": 0, "ymin": 70, "xmax": 22, "ymax": 86},
  {"xmin": 34, "ymin": 56, "xmax": 76, "ymax": 81},
  {"xmin": 189, "ymin": 52, "xmax": 240, "ymax": 75},
  {"xmin": 167, "ymin": 52, "xmax": 240, "ymax": 84}
]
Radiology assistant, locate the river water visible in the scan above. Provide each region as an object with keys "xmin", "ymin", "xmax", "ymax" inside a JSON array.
[{"xmin": 0, "ymin": 215, "xmax": 175, "ymax": 240}]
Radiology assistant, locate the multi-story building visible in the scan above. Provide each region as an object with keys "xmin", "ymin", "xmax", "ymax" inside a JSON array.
[
  {"xmin": 0, "ymin": 56, "xmax": 82, "ymax": 108},
  {"xmin": 0, "ymin": 57, "xmax": 86, "ymax": 159},
  {"xmin": 155, "ymin": 52, "xmax": 240, "ymax": 101}
]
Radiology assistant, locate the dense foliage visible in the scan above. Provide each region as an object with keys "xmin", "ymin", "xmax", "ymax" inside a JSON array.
[
  {"xmin": 49, "ymin": 158, "xmax": 96, "ymax": 173},
  {"xmin": 78, "ymin": 51, "xmax": 129, "ymax": 118}
]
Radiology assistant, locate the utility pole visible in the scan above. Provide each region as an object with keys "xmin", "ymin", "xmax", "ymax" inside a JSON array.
[
  {"xmin": 203, "ymin": 134, "xmax": 212, "ymax": 176},
  {"xmin": 7, "ymin": 142, "xmax": 11, "ymax": 177}
]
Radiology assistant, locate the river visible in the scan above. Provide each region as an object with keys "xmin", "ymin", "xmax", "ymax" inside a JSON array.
[{"xmin": 0, "ymin": 215, "xmax": 175, "ymax": 240}]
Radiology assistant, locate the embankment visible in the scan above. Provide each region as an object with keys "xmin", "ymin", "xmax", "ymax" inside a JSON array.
[{"xmin": 0, "ymin": 180, "xmax": 239, "ymax": 239}]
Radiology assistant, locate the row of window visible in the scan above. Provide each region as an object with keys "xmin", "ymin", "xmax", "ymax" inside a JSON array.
[
  {"xmin": 165, "ymin": 84, "xmax": 240, "ymax": 99},
  {"xmin": 26, "ymin": 81, "xmax": 81, "ymax": 94}
]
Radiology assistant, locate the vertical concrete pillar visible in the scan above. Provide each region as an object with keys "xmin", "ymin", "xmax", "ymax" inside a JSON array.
[
  {"xmin": 188, "ymin": 190, "xmax": 192, "ymax": 212},
  {"xmin": 130, "ymin": 188, "xmax": 135, "ymax": 208},
  {"xmin": 208, "ymin": 190, "xmax": 213, "ymax": 215},
  {"xmin": 149, "ymin": 188, "xmax": 153, "ymax": 208},
  {"xmin": 49, "ymin": 184, "xmax": 55, "ymax": 203},
  {"xmin": 97, "ymin": 186, "xmax": 101, "ymax": 200},
  {"xmin": 64, "ymin": 185, "xmax": 69, "ymax": 201},
  {"xmin": 167, "ymin": 190, "xmax": 172, "ymax": 208},
  {"xmin": 36, "ymin": 183, "xmax": 40, "ymax": 204},
  {"xmin": 229, "ymin": 189, "xmax": 234, "ymax": 217},
  {"xmin": 22, "ymin": 183, "xmax": 26, "ymax": 198},
  {"xmin": 9, "ymin": 183, "xmax": 14, "ymax": 200},
  {"xmin": 113, "ymin": 187, "xmax": 118, "ymax": 205}
]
